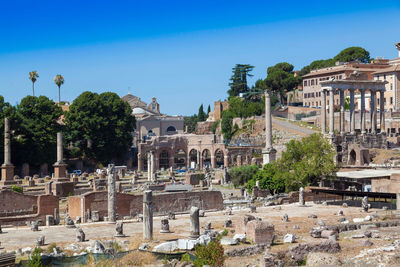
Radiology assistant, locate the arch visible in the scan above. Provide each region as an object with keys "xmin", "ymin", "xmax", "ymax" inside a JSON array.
[
  {"xmin": 202, "ymin": 149, "xmax": 211, "ymax": 168},
  {"xmin": 215, "ymin": 149, "xmax": 224, "ymax": 167},
  {"xmin": 166, "ymin": 126, "xmax": 177, "ymax": 134},
  {"xmin": 159, "ymin": 149, "xmax": 170, "ymax": 169},
  {"xmin": 348, "ymin": 150, "xmax": 356, "ymax": 165},
  {"xmin": 174, "ymin": 149, "xmax": 186, "ymax": 168}
]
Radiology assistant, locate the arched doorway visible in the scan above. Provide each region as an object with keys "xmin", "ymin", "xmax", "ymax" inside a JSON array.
[
  {"xmin": 202, "ymin": 149, "xmax": 211, "ymax": 168},
  {"xmin": 189, "ymin": 149, "xmax": 198, "ymax": 168},
  {"xmin": 159, "ymin": 150, "xmax": 170, "ymax": 169},
  {"xmin": 174, "ymin": 149, "xmax": 186, "ymax": 168},
  {"xmin": 215, "ymin": 149, "xmax": 224, "ymax": 167},
  {"xmin": 348, "ymin": 150, "xmax": 356, "ymax": 165}
]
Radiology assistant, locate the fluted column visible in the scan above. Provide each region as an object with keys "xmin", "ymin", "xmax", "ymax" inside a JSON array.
[
  {"xmin": 329, "ymin": 88, "xmax": 335, "ymax": 134},
  {"xmin": 349, "ymin": 89, "xmax": 355, "ymax": 134},
  {"xmin": 339, "ymin": 89, "xmax": 345, "ymax": 134},
  {"xmin": 361, "ymin": 90, "xmax": 366, "ymax": 134},
  {"xmin": 147, "ymin": 153, "xmax": 151, "ymax": 181},
  {"xmin": 371, "ymin": 90, "xmax": 377, "ymax": 134},
  {"xmin": 150, "ymin": 151, "xmax": 155, "ymax": 181},
  {"xmin": 3, "ymin": 118, "xmax": 11, "ymax": 166},
  {"xmin": 380, "ymin": 90, "xmax": 385, "ymax": 133},
  {"xmin": 321, "ymin": 89, "xmax": 327, "ymax": 134}
]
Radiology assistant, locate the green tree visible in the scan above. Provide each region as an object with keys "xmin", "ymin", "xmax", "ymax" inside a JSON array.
[
  {"xmin": 65, "ymin": 91, "xmax": 136, "ymax": 165},
  {"xmin": 29, "ymin": 71, "xmax": 39, "ymax": 97},
  {"xmin": 246, "ymin": 163, "xmax": 285, "ymax": 194},
  {"xmin": 207, "ymin": 104, "xmax": 211, "ymax": 115},
  {"xmin": 211, "ymin": 120, "xmax": 219, "ymax": 134},
  {"xmin": 265, "ymin": 62, "xmax": 300, "ymax": 104},
  {"xmin": 228, "ymin": 64, "xmax": 254, "ymax": 97},
  {"xmin": 220, "ymin": 111, "xmax": 233, "ymax": 141},
  {"xmin": 228, "ymin": 164, "xmax": 259, "ymax": 187},
  {"xmin": 54, "ymin": 74, "xmax": 64, "ymax": 103},
  {"xmin": 12, "ymin": 96, "xmax": 63, "ymax": 170},
  {"xmin": 184, "ymin": 115, "xmax": 198, "ymax": 133},
  {"xmin": 299, "ymin": 59, "xmax": 336, "ymax": 76},
  {"xmin": 198, "ymin": 104, "xmax": 206, "ymax": 122},
  {"xmin": 334, "ymin": 47, "xmax": 370, "ymax": 63}
]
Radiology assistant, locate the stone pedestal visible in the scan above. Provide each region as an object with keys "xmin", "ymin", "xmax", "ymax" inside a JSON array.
[
  {"xmin": 53, "ymin": 163, "xmax": 68, "ymax": 182},
  {"xmin": 262, "ymin": 147, "xmax": 277, "ymax": 165},
  {"xmin": 1, "ymin": 164, "xmax": 17, "ymax": 187}
]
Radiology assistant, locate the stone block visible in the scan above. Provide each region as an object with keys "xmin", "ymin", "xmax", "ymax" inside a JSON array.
[
  {"xmin": 245, "ymin": 221, "xmax": 274, "ymax": 245},
  {"xmin": 234, "ymin": 214, "xmax": 256, "ymax": 234}
]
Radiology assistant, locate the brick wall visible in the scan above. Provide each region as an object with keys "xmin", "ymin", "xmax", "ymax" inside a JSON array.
[
  {"xmin": 372, "ymin": 174, "xmax": 400, "ymax": 193},
  {"xmin": 0, "ymin": 190, "xmax": 59, "ymax": 226},
  {"xmin": 68, "ymin": 190, "xmax": 224, "ymax": 221}
]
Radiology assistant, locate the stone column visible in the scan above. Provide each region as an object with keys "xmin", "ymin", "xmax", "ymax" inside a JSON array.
[
  {"xmin": 224, "ymin": 154, "xmax": 229, "ymax": 167},
  {"xmin": 329, "ymin": 88, "xmax": 335, "ymax": 134},
  {"xmin": 1, "ymin": 118, "xmax": 15, "ymax": 184},
  {"xmin": 380, "ymin": 90, "xmax": 385, "ymax": 133},
  {"xmin": 210, "ymin": 155, "xmax": 216, "ymax": 169},
  {"xmin": 137, "ymin": 153, "xmax": 143, "ymax": 172},
  {"xmin": 147, "ymin": 153, "xmax": 151, "ymax": 181},
  {"xmin": 53, "ymin": 132, "xmax": 67, "ymax": 180},
  {"xmin": 349, "ymin": 89, "xmax": 355, "ymax": 134},
  {"xmin": 371, "ymin": 90, "xmax": 377, "ymax": 134},
  {"xmin": 189, "ymin": 206, "xmax": 200, "ymax": 239},
  {"xmin": 107, "ymin": 164, "xmax": 116, "ymax": 222},
  {"xmin": 150, "ymin": 151, "xmax": 155, "ymax": 181},
  {"xmin": 262, "ymin": 90, "xmax": 276, "ymax": 165},
  {"xmin": 321, "ymin": 89, "xmax": 327, "ymax": 134},
  {"xmin": 397, "ymin": 193, "xmax": 400, "ymax": 210},
  {"xmin": 196, "ymin": 150, "xmax": 200, "ymax": 170},
  {"xmin": 299, "ymin": 187, "xmax": 305, "ymax": 206},
  {"xmin": 237, "ymin": 155, "xmax": 242, "ymax": 166},
  {"xmin": 339, "ymin": 89, "xmax": 345, "ymax": 134},
  {"xmin": 361, "ymin": 90, "xmax": 366, "ymax": 134},
  {"xmin": 143, "ymin": 190, "xmax": 153, "ymax": 240}
]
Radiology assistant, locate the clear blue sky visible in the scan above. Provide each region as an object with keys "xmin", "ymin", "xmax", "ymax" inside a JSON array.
[{"xmin": 0, "ymin": 0, "xmax": 399, "ymax": 115}]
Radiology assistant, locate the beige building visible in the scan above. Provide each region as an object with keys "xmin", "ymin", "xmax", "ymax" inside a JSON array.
[
  {"xmin": 122, "ymin": 94, "xmax": 184, "ymax": 146},
  {"xmin": 302, "ymin": 61, "xmax": 390, "ymax": 110},
  {"xmin": 373, "ymin": 43, "xmax": 400, "ymax": 111}
]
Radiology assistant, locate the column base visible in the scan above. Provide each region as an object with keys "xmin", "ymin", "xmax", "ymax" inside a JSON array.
[
  {"xmin": 262, "ymin": 147, "xmax": 277, "ymax": 165},
  {"xmin": 53, "ymin": 163, "xmax": 68, "ymax": 182},
  {"xmin": 1, "ymin": 164, "xmax": 14, "ymax": 181}
]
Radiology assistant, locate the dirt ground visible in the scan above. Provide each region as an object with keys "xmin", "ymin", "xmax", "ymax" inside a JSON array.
[{"xmin": 1, "ymin": 201, "xmax": 399, "ymax": 266}]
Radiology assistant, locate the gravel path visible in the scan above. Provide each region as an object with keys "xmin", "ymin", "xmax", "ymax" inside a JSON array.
[{"xmin": 272, "ymin": 117, "xmax": 317, "ymax": 137}]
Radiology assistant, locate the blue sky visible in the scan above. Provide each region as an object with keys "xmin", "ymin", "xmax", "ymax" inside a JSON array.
[{"xmin": 0, "ymin": 0, "xmax": 400, "ymax": 115}]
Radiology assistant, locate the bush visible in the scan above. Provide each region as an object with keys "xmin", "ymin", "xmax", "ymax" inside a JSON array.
[
  {"xmin": 211, "ymin": 120, "xmax": 219, "ymax": 134},
  {"xmin": 229, "ymin": 165, "xmax": 259, "ymax": 187},
  {"xmin": 221, "ymin": 229, "xmax": 229, "ymax": 236},
  {"xmin": 193, "ymin": 240, "xmax": 225, "ymax": 267},
  {"xmin": 27, "ymin": 247, "xmax": 43, "ymax": 267},
  {"xmin": 11, "ymin": 185, "xmax": 23, "ymax": 193},
  {"xmin": 47, "ymin": 243, "xmax": 57, "ymax": 253}
]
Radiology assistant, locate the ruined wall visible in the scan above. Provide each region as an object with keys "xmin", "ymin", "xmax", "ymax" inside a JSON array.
[
  {"xmin": 0, "ymin": 190, "xmax": 59, "ymax": 226},
  {"xmin": 371, "ymin": 174, "xmax": 400, "ymax": 193},
  {"xmin": 68, "ymin": 190, "xmax": 224, "ymax": 221}
]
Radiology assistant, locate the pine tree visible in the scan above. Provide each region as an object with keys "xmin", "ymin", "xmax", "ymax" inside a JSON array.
[
  {"xmin": 198, "ymin": 104, "xmax": 206, "ymax": 121},
  {"xmin": 207, "ymin": 105, "xmax": 211, "ymax": 115}
]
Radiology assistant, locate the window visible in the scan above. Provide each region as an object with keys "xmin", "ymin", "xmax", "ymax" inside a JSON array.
[
  {"xmin": 320, "ymin": 101, "xmax": 321, "ymax": 106},
  {"xmin": 377, "ymin": 75, "xmax": 380, "ymax": 80},
  {"xmin": 391, "ymin": 83, "xmax": 393, "ymax": 91},
  {"xmin": 391, "ymin": 97, "xmax": 393, "ymax": 104},
  {"xmin": 339, "ymin": 75, "xmax": 342, "ymax": 79},
  {"xmin": 378, "ymin": 98, "xmax": 380, "ymax": 105},
  {"xmin": 311, "ymin": 80, "xmax": 314, "ymax": 86},
  {"xmin": 384, "ymin": 74, "xmax": 386, "ymax": 80},
  {"xmin": 304, "ymin": 80, "xmax": 307, "ymax": 86}
]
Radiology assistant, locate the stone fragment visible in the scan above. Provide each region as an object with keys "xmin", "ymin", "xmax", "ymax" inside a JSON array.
[
  {"xmin": 75, "ymin": 216, "xmax": 81, "ymax": 224},
  {"xmin": 30, "ymin": 221, "xmax": 39, "ymax": 231},
  {"xmin": 91, "ymin": 211, "xmax": 100, "ymax": 222},
  {"xmin": 143, "ymin": 190, "xmax": 153, "ymax": 240},
  {"xmin": 160, "ymin": 218, "xmax": 170, "ymax": 233},
  {"xmin": 138, "ymin": 243, "xmax": 149, "ymax": 251},
  {"xmin": 353, "ymin": 218, "xmax": 364, "ymax": 223},
  {"xmin": 115, "ymin": 222, "xmax": 125, "ymax": 237},
  {"xmin": 204, "ymin": 221, "xmax": 211, "ymax": 230},
  {"xmin": 87, "ymin": 241, "xmax": 105, "ymax": 254},
  {"xmin": 299, "ymin": 187, "xmax": 305, "ymax": 206},
  {"xmin": 220, "ymin": 238, "xmax": 238, "ymax": 246},
  {"xmin": 342, "ymin": 203, "xmax": 348, "ymax": 208},
  {"xmin": 233, "ymin": 233, "xmax": 246, "ymax": 243},
  {"xmin": 168, "ymin": 212, "xmax": 175, "ymax": 220},
  {"xmin": 321, "ymin": 230, "xmax": 337, "ymax": 239},
  {"xmin": 362, "ymin": 196, "xmax": 369, "ymax": 212},
  {"xmin": 199, "ymin": 210, "xmax": 205, "ymax": 217},
  {"xmin": 337, "ymin": 210, "xmax": 344, "ymax": 216},
  {"xmin": 288, "ymin": 240, "xmax": 340, "ymax": 263},
  {"xmin": 362, "ymin": 240, "xmax": 374, "ymax": 246},
  {"xmin": 308, "ymin": 214, "xmax": 317, "ymax": 219},
  {"xmin": 282, "ymin": 214, "xmax": 289, "ymax": 222},
  {"xmin": 46, "ymin": 215, "xmax": 55, "ymax": 226},
  {"xmin": 310, "ymin": 228, "xmax": 322, "ymax": 238},
  {"xmin": 76, "ymin": 228, "xmax": 86, "ymax": 242},
  {"xmin": 317, "ymin": 219, "xmax": 325, "ymax": 226},
  {"xmin": 65, "ymin": 216, "xmax": 76, "ymax": 228},
  {"xmin": 152, "ymin": 241, "xmax": 178, "ymax": 252},
  {"xmin": 283, "ymin": 234, "xmax": 296, "ymax": 243},
  {"xmin": 224, "ymin": 220, "xmax": 232, "ymax": 228},
  {"xmin": 250, "ymin": 205, "xmax": 256, "ymax": 213},
  {"xmin": 36, "ymin": 236, "xmax": 45, "ymax": 246},
  {"xmin": 245, "ymin": 221, "xmax": 274, "ymax": 245}
]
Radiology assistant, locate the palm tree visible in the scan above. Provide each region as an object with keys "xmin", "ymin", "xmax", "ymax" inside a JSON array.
[
  {"xmin": 29, "ymin": 71, "xmax": 39, "ymax": 96},
  {"xmin": 54, "ymin": 74, "xmax": 64, "ymax": 104}
]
